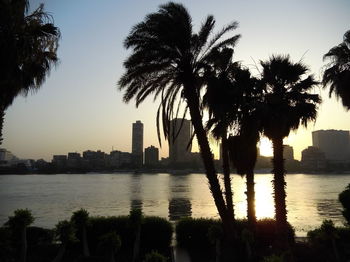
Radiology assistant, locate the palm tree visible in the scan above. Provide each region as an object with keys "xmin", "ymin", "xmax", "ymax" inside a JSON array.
[
  {"xmin": 0, "ymin": 0, "xmax": 60, "ymax": 144},
  {"xmin": 259, "ymin": 55, "xmax": 320, "ymax": 245},
  {"xmin": 228, "ymin": 129, "xmax": 259, "ymax": 226},
  {"xmin": 130, "ymin": 208, "xmax": 142, "ymax": 262},
  {"xmin": 71, "ymin": 209, "xmax": 90, "ymax": 257},
  {"xmin": 203, "ymin": 48, "xmax": 240, "ymax": 223},
  {"xmin": 52, "ymin": 220, "xmax": 76, "ymax": 262},
  {"xmin": 98, "ymin": 232, "xmax": 121, "ymax": 262},
  {"xmin": 323, "ymin": 30, "xmax": 350, "ymax": 110},
  {"xmin": 203, "ymin": 49, "xmax": 260, "ymax": 226},
  {"xmin": 225, "ymin": 67, "xmax": 260, "ymax": 227},
  {"xmin": 119, "ymin": 2, "xmax": 240, "ymax": 234},
  {"xmin": 6, "ymin": 209, "xmax": 34, "ymax": 262}
]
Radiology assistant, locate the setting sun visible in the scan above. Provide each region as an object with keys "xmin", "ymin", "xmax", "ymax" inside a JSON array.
[{"xmin": 259, "ymin": 137, "xmax": 273, "ymax": 157}]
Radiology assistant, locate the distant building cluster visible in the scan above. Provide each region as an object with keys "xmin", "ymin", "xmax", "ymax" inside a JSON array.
[
  {"xmin": 301, "ymin": 129, "xmax": 350, "ymax": 171},
  {"xmin": 0, "ymin": 148, "xmax": 32, "ymax": 168},
  {"xmin": 2, "ymin": 126, "xmax": 349, "ymax": 173}
]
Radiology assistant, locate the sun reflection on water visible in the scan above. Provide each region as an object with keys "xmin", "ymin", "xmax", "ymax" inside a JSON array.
[{"xmin": 255, "ymin": 176, "xmax": 275, "ymax": 219}]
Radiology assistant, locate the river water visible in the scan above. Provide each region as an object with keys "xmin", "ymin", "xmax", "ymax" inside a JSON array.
[{"xmin": 0, "ymin": 173, "xmax": 349, "ymax": 236}]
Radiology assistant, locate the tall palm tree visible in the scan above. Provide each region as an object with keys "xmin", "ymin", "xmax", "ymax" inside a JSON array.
[
  {"xmin": 6, "ymin": 209, "xmax": 34, "ymax": 262},
  {"xmin": 119, "ymin": 2, "xmax": 240, "ymax": 234},
  {"xmin": 228, "ymin": 128, "xmax": 259, "ymax": 226},
  {"xmin": 0, "ymin": 0, "xmax": 60, "ymax": 144},
  {"xmin": 323, "ymin": 30, "xmax": 350, "ymax": 110},
  {"xmin": 226, "ymin": 66, "xmax": 261, "ymax": 227},
  {"xmin": 203, "ymin": 49, "xmax": 261, "ymax": 226},
  {"xmin": 259, "ymin": 55, "xmax": 320, "ymax": 245},
  {"xmin": 203, "ymin": 48, "xmax": 240, "ymax": 223}
]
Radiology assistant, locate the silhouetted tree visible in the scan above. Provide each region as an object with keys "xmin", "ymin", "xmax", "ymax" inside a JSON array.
[
  {"xmin": 0, "ymin": 0, "xmax": 60, "ymax": 144},
  {"xmin": 323, "ymin": 30, "xmax": 350, "ymax": 110},
  {"xmin": 259, "ymin": 55, "xmax": 320, "ymax": 246},
  {"xmin": 6, "ymin": 209, "xmax": 34, "ymax": 262},
  {"xmin": 203, "ymin": 48, "xmax": 240, "ymax": 223},
  {"xmin": 98, "ymin": 232, "xmax": 121, "ymax": 262},
  {"xmin": 119, "ymin": 2, "xmax": 240, "ymax": 235},
  {"xmin": 71, "ymin": 209, "xmax": 90, "ymax": 257},
  {"xmin": 52, "ymin": 220, "xmax": 76, "ymax": 262},
  {"xmin": 320, "ymin": 220, "xmax": 340, "ymax": 262},
  {"xmin": 339, "ymin": 184, "xmax": 350, "ymax": 225},
  {"xmin": 130, "ymin": 209, "xmax": 142, "ymax": 262}
]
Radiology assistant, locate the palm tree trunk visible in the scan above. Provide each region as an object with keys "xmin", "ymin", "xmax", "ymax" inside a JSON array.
[
  {"xmin": 109, "ymin": 249, "xmax": 116, "ymax": 262},
  {"xmin": 0, "ymin": 106, "xmax": 5, "ymax": 145},
  {"xmin": 20, "ymin": 227, "xmax": 27, "ymax": 262},
  {"xmin": 184, "ymin": 87, "xmax": 231, "ymax": 234},
  {"xmin": 221, "ymin": 134, "xmax": 235, "ymax": 222},
  {"xmin": 246, "ymin": 170, "xmax": 256, "ymax": 226},
  {"xmin": 272, "ymin": 138, "xmax": 288, "ymax": 245},
  {"xmin": 331, "ymin": 238, "xmax": 340, "ymax": 262},
  {"xmin": 82, "ymin": 226, "xmax": 90, "ymax": 257},
  {"xmin": 132, "ymin": 224, "xmax": 141, "ymax": 262},
  {"xmin": 52, "ymin": 244, "xmax": 66, "ymax": 262}
]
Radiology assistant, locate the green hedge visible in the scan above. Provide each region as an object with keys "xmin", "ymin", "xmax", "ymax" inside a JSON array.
[
  {"xmin": 87, "ymin": 215, "xmax": 172, "ymax": 261},
  {"xmin": 176, "ymin": 218, "xmax": 295, "ymax": 262}
]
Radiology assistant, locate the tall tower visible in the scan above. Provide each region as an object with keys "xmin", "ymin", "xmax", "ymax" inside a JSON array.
[
  {"xmin": 132, "ymin": 120, "xmax": 144, "ymax": 167},
  {"xmin": 168, "ymin": 118, "xmax": 192, "ymax": 164}
]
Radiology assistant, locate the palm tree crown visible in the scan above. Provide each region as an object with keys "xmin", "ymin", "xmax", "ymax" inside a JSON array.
[
  {"xmin": 0, "ymin": 0, "xmax": 60, "ymax": 143},
  {"xmin": 119, "ymin": 2, "xmax": 240, "ymax": 142},
  {"xmin": 119, "ymin": 2, "xmax": 241, "ymax": 233},
  {"xmin": 323, "ymin": 30, "xmax": 350, "ymax": 109},
  {"xmin": 260, "ymin": 55, "xmax": 320, "ymax": 139}
]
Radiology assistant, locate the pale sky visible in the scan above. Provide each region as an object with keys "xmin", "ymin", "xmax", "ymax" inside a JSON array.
[{"xmin": 2, "ymin": 0, "xmax": 350, "ymax": 161}]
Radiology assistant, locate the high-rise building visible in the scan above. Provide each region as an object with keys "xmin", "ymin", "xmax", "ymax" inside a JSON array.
[
  {"xmin": 144, "ymin": 145, "xmax": 159, "ymax": 166},
  {"xmin": 312, "ymin": 130, "xmax": 350, "ymax": 163},
  {"xmin": 301, "ymin": 146, "xmax": 326, "ymax": 170},
  {"xmin": 168, "ymin": 118, "xmax": 192, "ymax": 163},
  {"xmin": 132, "ymin": 120, "xmax": 144, "ymax": 167},
  {"xmin": 283, "ymin": 145, "xmax": 294, "ymax": 160}
]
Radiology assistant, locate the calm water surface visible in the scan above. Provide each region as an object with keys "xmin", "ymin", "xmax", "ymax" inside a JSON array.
[{"xmin": 0, "ymin": 173, "xmax": 349, "ymax": 236}]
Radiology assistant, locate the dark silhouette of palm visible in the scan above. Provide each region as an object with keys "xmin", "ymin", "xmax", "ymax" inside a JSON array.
[
  {"xmin": 53, "ymin": 220, "xmax": 76, "ymax": 262},
  {"xmin": 259, "ymin": 55, "xmax": 320, "ymax": 245},
  {"xmin": 6, "ymin": 209, "xmax": 34, "ymax": 262},
  {"xmin": 0, "ymin": 0, "xmax": 60, "ymax": 144},
  {"xmin": 71, "ymin": 209, "xmax": 90, "ymax": 257},
  {"xmin": 203, "ymin": 48, "xmax": 240, "ymax": 223},
  {"xmin": 119, "ymin": 2, "xmax": 240, "ymax": 233},
  {"xmin": 323, "ymin": 30, "xmax": 350, "ymax": 110},
  {"xmin": 203, "ymin": 47, "xmax": 261, "ymax": 226}
]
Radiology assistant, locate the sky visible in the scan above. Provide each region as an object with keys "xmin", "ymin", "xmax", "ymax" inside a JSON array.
[{"xmin": 2, "ymin": 0, "xmax": 350, "ymax": 161}]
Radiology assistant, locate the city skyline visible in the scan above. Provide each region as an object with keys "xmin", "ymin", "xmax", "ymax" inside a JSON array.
[{"xmin": 2, "ymin": 0, "xmax": 350, "ymax": 161}]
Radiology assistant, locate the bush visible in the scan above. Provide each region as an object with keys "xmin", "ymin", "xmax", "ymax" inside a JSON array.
[
  {"xmin": 308, "ymin": 220, "xmax": 350, "ymax": 261},
  {"xmin": 87, "ymin": 216, "xmax": 132, "ymax": 260},
  {"xmin": 141, "ymin": 216, "xmax": 173, "ymax": 255},
  {"xmin": 255, "ymin": 218, "xmax": 295, "ymax": 247},
  {"xmin": 176, "ymin": 218, "xmax": 296, "ymax": 262},
  {"xmin": 143, "ymin": 250, "xmax": 168, "ymax": 262},
  {"xmin": 27, "ymin": 226, "xmax": 54, "ymax": 246},
  {"xmin": 176, "ymin": 218, "xmax": 220, "ymax": 262},
  {"xmin": 87, "ymin": 215, "xmax": 172, "ymax": 261},
  {"xmin": 176, "ymin": 218, "xmax": 220, "ymax": 249},
  {"xmin": 339, "ymin": 184, "xmax": 350, "ymax": 225}
]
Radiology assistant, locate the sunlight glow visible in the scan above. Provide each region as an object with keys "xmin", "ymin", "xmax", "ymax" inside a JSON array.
[
  {"xmin": 259, "ymin": 137, "xmax": 273, "ymax": 157},
  {"xmin": 255, "ymin": 177, "xmax": 275, "ymax": 219}
]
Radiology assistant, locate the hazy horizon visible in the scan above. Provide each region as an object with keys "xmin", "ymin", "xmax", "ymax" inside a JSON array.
[{"xmin": 2, "ymin": 0, "xmax": 350, "ymax": 161}]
